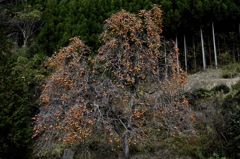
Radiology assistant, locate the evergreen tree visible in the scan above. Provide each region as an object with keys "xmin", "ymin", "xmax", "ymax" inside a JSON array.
[{"xmin": 0, "ymin": 53, "xmax": 46, "ymax": 159}]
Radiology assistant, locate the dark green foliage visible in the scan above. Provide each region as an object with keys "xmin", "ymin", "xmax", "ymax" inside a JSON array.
[
  {"xmin": 232, "ymin": 80, "xmax": 240, "ymax": 91},
  {"xmin": 219, "ymin": 52, "xmax": 235, "ymax": 65},
  {"xmin": 35, "ymin": 0, "xmax": 117, "ymax": 55},
  {"xmin": 222, "ymin": 63, "xmax": 240, "ymax": 79},
  {"xmin": 34, "ymin": 0, "xmax": 156, "ymax": 55},
  {"xmin": 211, "ymin": 84, "xmax": 230, "ymax": 94},
  {"xmin": 0, "ymin": 52, "xmax": 47, "ymax": 159},
  {"xmin": 222, "ymin": 72, "xmax": 238, "ymax": 79},
  {"xmin": 221, "ymin": 91, "xmax": 240, "ymax": 159},
  {"xmin": 29, "ymin": 0, "xmax": 240, "ymax": 69},
  {"xmin": 185, "ymin": 88, "xmax": 211, "ymax": 101}
]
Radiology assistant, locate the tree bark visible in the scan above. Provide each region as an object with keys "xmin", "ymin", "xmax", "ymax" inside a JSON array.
[
  {"xmin": 184, "ymin": 35, "xmax": 187, "ymax": 73},
  {"xmin": 123, "ymin": 132, "xmax": 130, "ymax": 159},
  {"xmin": 212, "ymin": 22, "xmax": 218, "ymax": 68},
  {"xmin": 176, "ymin": 34, "xmax": 179, "ymax": 74},
  {"xmin": 200, "ymin": 27, "xmax": 206, "ymax": 69},
  {"xmin": 23, "ymin": 33, "xmax": 27, "ymax": 48},
  {"xmin": 123, "ymin": 93, "xmax": 134, "ymax": 159}
]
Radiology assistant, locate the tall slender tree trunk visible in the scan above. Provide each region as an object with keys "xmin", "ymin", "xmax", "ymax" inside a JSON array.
[
  {"xmin": 176, "ymin": 34, "xmax": 179, "ymax": 74},
  {"xmin": 184, "ymin": 35, "xmax": 187, "ymax": 73},
  {"xmin": 200, "ymin": 27, "xmax": 206, "ymax": 69},
  {"xmin": 212, "ymin": 22, "xmax": 218, "ymax": 68},
  {"xmin": 193, "ymin": 38, "xmax": 197, "ymax": 71}
]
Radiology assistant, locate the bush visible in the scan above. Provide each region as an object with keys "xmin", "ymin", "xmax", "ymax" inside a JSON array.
[
  {"xmin": 222, "ymin": 72, "xmax": 237, "ymax": 79},
  {"xmin": 211, "ymin": 84, "xmax": 230, "ymax": 94},
  {"xmin": 208, "ymin": 153, "xmax": 226, "ymax": 159},
  {"xmin": 231, "ymin": 80, "xmax": 240, "ymax": 91},
  {"xmin": 219, "ymin": 52, "xmax": 235, "ymax": 65},
  {"xmin": 184, "ymin": 88, "xmax": 212, "ymax": 108},
  {"xmin": 221, "ymin": 91, "xmax": 240, "ymax": 159},
  {"xmin": 190, "ymin": 88, "xmax": 212, "ymax": 99},
  {"xmin": 221, "ymin": 63, "xmax": 240, "ymax": 79}
]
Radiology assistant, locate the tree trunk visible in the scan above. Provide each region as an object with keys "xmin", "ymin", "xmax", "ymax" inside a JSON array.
[
  {"xmin": 123, "ymin": 93, "xmax": 135, "ymax": 159},
  {"xmin": 23, "ymin": 38, "xmax": 27, "ymax": 48},
  {"xmin": 200, "ymin": 27, "xmax": 206, "ymax": 69},
  {"xmin": 22, "ymin": 31, "xmax": 27, "ymax": 48},
  {"xmin": 61, "ymin": 149, "xmax": 74, "ymax": 159},
  {"xmin": 212, "ymin": 22, "xmax": 218, "ymax": 68},
  {"xmin": 176, "ymin": 34, "xmax": 179, "ymax": 74},
  {"xmin": 123, "ymin": 132, "xmax": 130, "ymax": 159},
  {"xmin": 184, "ymin": 35, "xmax": 187, "ymax": 73},
  {"xmin": 193, "ymin": 38, "xmax": 197, "ymax": 71}
]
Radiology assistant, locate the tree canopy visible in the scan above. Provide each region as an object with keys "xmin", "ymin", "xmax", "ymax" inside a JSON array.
[{"xmin": 32, "ymin": 5, "xmax": 193, "ymax": 159}]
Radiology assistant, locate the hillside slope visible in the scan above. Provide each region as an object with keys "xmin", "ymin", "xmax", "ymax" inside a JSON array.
[{"xmin": 184, "ymin": 69, "xmax": 240, "ymax": 91}]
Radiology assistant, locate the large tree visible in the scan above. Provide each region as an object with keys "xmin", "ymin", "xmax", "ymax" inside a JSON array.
[
  {"xmin": 1, "ymin": 0, "xmax": 42, "ymax": 49},
  {"xmin": 33, "ymin": 5, "xmax": 193, "ymax": 159}
]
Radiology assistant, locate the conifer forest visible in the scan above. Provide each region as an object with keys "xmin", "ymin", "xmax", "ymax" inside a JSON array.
[{"xmin": 0, "ymin": 0, "xmax": 240, "ymax": 159}]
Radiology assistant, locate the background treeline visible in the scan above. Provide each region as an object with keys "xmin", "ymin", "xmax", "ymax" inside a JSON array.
[{"xmin": 0, "ymin": 0, "xmax": 240, "ymax": 159}]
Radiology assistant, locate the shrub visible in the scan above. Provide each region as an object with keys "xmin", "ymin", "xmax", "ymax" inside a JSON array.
[
  {"xmin": 231, "ymin": 80, "xmax": 240, "ymax": 91},
  {"xmin": 211, "ymin": 84, "xmax": 230, "ymax": 94},
  {"xmin": 190, "ymin": 88, "xmax": 211, "ymax": 99},
  {"xmin": 222, "ymin": 72, "xmax": 237, "ymax": 79},
  {"xmin": 221, "ymin": 91, "xmax": 240, "ymax": 159},
  {"xmin": 221, "ymin": 63, "xmax": 240, "ymax": 79},
  {"xmin": 218, "ymin": 52, "xmax": 235, "ymax": 65}
]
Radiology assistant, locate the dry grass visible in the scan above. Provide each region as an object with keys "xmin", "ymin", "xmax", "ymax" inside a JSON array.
[{"xmin": 184, "ymin": 69, "xmax": 240, "ymax": 91}]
